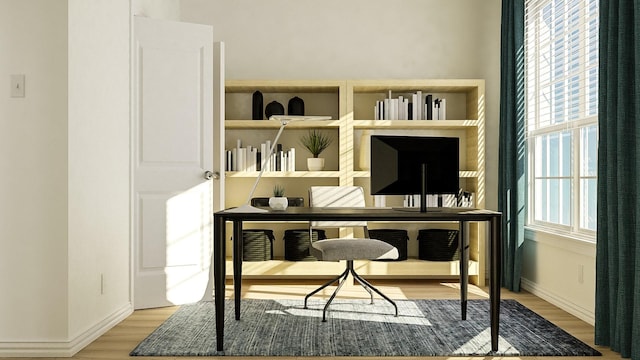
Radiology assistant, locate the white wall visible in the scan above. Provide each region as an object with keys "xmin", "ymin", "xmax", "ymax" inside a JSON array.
[
  {"xmin": 522, "ymin": 232, "xmax": 597, "ymax": 324},
  {"xmin": 0, "ymin": 0, "xmax": 133, "ymax": 356},
  {"xmin": 180, "ymin": 0, "xmax": 502, "ymax": 211},
  {"xmin": 0, "ymin": 0, "xmax": 70, "ymax": 342},
  {"xmin": 67, "ymin": 0, "xmax": 131, "ymax": 341}
]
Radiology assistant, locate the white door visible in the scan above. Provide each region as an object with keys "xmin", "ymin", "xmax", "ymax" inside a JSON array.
[{"xmin": 132, "ymin": 16, "xmax": 222, "ymax": 309}]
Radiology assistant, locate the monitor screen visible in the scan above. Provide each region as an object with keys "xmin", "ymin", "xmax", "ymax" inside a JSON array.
[{"xmin": 370, "ymin": 135, "xmax": 460, "ymax": 196}]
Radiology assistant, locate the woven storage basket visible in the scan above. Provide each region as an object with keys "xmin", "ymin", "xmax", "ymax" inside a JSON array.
[
  {"xmin": 283, "ymin": 229, "xmax": 326, "ymax": 261},
  {"xmin": 241, "ymin": 229, "xmax": 275, "ymax": 261},
  {"xmin": 368, "ymin": 229, "xmax": 409, "ymax": 261},
  {"xmin": 417, "ymin": 229, "xmax": 460, "ymax": 261}
]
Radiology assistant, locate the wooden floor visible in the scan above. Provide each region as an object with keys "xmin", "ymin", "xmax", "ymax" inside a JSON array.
[{"xmin": 10, "ymin": 279, "xmax": 620, "ymax": 360}]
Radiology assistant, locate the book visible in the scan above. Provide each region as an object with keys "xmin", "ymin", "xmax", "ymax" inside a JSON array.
[{"xmin": 425, "ymin": 94, "xmax": 433, "ymax": 120}]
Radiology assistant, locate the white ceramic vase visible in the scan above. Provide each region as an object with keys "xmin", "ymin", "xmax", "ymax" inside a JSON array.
[
  {"xmin": 268, "ymin": 197, "xmax": 288, "ymax": 211},
  {"xmin": 307, "ymin": 158, "xmax": 325, "ymax": 171}
]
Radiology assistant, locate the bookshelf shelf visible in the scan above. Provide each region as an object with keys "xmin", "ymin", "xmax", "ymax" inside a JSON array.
[
  {"xmin": 223, "ymin": 78, "xmax": 486, "ymax": 285},
  {"xmin": 226, "ymin": 171, "xmax": 342, "ymax": 178}
]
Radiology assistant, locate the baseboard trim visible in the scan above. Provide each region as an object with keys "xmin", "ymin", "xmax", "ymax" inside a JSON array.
[
  {"xmin": 0, "ymin": 302, "xmax": 133, "ymax": 358},
  {"xmin": 521, "ymin": 277, "xmax": 595, "ymax": 325}
]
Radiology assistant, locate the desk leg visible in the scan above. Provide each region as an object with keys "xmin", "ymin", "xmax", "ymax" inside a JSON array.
[
  {"xmin": 459, "ymin": 221, "xmax": 469, "ymax": 320},
  {"xmin": 490, "ymin": 215, "xmax": 502, "ymax": 352},
  {"xmin": 214, "ymin": 215, "xmax": 226, "ymax": 351},
  {"xmin": 233, "ymin": 220, "xmax": 243, "ymax": 320}
]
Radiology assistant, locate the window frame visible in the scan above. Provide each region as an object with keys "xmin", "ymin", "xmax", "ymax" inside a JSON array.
[{"xmin": 524, "ymin": 0, "xmax": 598, "ymax": 241}]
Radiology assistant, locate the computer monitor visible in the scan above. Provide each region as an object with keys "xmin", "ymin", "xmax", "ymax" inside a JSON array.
[{"xmin": 370, "ymin": 135, "xmax": 460, "ymax": 212}]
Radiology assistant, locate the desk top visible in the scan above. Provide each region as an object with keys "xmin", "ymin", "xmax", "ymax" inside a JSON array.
[{"xmin": 215, "ymin": 206, "xmax": 501, "ymax": 222}]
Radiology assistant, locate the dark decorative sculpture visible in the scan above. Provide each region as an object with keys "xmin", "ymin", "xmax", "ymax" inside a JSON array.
[
  {"xmin": 252, "ymin": 91, "xmax": 263, "ymax": 120},
  {"xmin": 288, "ymin": 96, "xmax": 304, "ymax": 116},
  {"xmin": 265, "ymin": 101, "xmax": 285, "ymax": 119}
]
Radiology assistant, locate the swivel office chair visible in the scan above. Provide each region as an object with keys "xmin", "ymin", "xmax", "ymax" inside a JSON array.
[{"xmin": 304, "ymin": 186, "xmax": 399, "ymax": 321}]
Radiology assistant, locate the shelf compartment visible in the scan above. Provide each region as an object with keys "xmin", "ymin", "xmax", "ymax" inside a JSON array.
[
  {"xmin": 353, "ymin": 119, "xmax": 480, "ymax": 129},
  {"xmin": 226, "ymin": 119, "xmax": 342, "ymax": 129},
  {"xmin": 226, "ymin": 258, "xmax": 479, "ymax": 279},
  {"xmin": 226, "ymin": 171, "xmax": 342, "ymax": 178}
]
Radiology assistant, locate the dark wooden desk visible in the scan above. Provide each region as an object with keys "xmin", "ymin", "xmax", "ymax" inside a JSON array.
[{"xmin": 213, "ymin": 207, "xmax": 502, "ymax": 352}]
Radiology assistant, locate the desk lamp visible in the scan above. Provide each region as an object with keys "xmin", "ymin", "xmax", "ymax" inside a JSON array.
[{"xmin": 226, "ymin": 115, "xmax": 332, "ymax": 213}]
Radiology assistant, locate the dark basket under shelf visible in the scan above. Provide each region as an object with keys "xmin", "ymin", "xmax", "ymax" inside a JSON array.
[
  {"xmin": 369, "ymin": 229, "xmax": 409, "ymax": 261},
  {"xmin": 240, "ymin": 229, "xmax": 275, "ymax": 261},
  {"xmin": 417, "ymin": 229, "xmax": 460, "ymax": 261},
  {"xmin": 283, "ymin": 229, "xmax": 326, "ymax": 261}
]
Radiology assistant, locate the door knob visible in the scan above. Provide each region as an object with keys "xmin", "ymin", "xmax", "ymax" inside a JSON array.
[{"xmin": 204, "ymin": 171, "xmax": 219, "ymax": 180}]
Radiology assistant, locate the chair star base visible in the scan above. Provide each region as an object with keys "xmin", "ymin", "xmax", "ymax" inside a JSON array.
[{"xmin": 303, "ymin": 260, "xmax": 398, "ymax": 321}]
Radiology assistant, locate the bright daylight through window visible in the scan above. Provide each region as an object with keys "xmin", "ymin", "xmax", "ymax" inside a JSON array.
[{"xmin": 525, "ymin": 0, "xmax": 598, "ymax": 238}]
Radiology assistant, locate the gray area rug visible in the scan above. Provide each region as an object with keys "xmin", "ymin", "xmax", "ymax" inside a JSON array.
[{"xmin": 130, "ymin": 299, "xmax": 601, "ymax": 357}]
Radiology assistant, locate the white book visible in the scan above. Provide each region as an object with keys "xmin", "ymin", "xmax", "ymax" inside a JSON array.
[
  {"xmin": 413, "ymin": 194, "xmax": 421, "ymax": 207},
  {"xmin": 390, "ymin": 98, "xmax": 398, "ymax": 120},
  {"xmin": 416, "ymin": 91, "xmax": 423, "ymax": 120},
  {"xmin": 440, "ymin": 98, "xmax": 446, "ymax": 120},
  {"xmin": 432, "ymin": 99, "xmax": 440, "ymax": 120},
  {"xmin": 260, "ymin": 143, "xmax": 267, "ymax": 171},
  {"xmin": 374, "ymin": 195, "xmax": 386, "ymax": 207},
  {"xmin": 231, "ymin": 148, "xmax": 237, "ymax": 171},
  {"xmin": 251, "ymin": 147, "xmax": 258, "ymax": 172},
  {"xmin": 238, "ymin": 147, "xmax": 246, "ymax": 171},
  {"xmin": 289, "ymin": 147, "xmax": 296, "ymax": 171},
  {"xmin": 398, "ymin": 96, "xmax": 404, "ymax": 120},
  {"xmin": 412, "ymin": 94, "xmax": 418, "ymax": 120},
  {"xmin": 384, "ymin": 98, "xmax": 390, "ymax": 120},
  {"xmin": 282, "ymin": 152, "xmax": 288, "ymax": 172},
  {"xmin": 265, "ymin": 140, "xmax": 272, "ymax": 171},
  {"xmin": 246, "ymin": 146, "xmax": 253, "ymax": 171}
]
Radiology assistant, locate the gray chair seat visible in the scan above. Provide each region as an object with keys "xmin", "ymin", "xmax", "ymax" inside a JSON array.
[{"xmin": 310, "ymin": 238, "xmax": 399, "ymax": 261}]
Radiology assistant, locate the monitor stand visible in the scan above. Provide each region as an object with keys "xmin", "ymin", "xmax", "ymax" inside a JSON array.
[
  {"xmin": 393, "ymin": 163, "xmax": 430, "ymax": 213},
  {"xmin": 419, "ymin": 163, "xmax": 428, "ymax": 212}
]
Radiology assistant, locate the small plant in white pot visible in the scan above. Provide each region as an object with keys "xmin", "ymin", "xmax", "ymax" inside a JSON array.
[
  {"xmin": 268, "ymin": 184, "xmax": 288, "ymax": 211},
  {"xmin": 300, "ymin": 129, "xmax": 333, "ymax": 171}
]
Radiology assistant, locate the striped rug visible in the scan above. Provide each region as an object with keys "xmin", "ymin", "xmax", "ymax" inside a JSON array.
[{"xmin": 130, "ymin": 298, "xmax": 601, "ymax": 357}]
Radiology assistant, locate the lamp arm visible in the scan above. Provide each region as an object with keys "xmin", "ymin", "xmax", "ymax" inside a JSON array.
[{"xmin": 243, "ymin": 121, "xmax": 287, "ymax": 205}]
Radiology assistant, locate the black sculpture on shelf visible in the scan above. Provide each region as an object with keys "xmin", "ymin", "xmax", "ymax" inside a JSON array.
[
  {"xmin": 252, "ymin": 91, "xmax": 263, "ymax": 120},
  {"xmin": 265, "ymin": 101, "xmax": 285, "ymax": 119},
  {"xmin": 288, "ymin": 96, "xmax": 304, "ymax": 116}
]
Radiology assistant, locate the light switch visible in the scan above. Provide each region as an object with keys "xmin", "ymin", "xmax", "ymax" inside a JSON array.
[{"xmin": 11, "ymin": 74, "xmax": 25, "ymax": 97}]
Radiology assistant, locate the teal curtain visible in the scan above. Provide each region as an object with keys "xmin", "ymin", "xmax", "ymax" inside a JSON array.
[
  {"xmin": 595, "ymin": 1, "xmax": 640, "ymax": 359},
  {"xmin": 498, "ymin": 0, "xmax": 526, "ymax": 292}
]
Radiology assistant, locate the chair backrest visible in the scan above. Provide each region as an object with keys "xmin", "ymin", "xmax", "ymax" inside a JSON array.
[{"xmin": 309, "ymin": 186, "xmax": 368, "ymax": 228}]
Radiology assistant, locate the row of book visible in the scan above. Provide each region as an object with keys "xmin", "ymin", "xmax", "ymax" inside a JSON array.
[
  {"xmin": 372, "ymin": 191, "xmax": 475, "ymax": 208},
  {"xmin": 374, "ymin": 91, "xmax": 447, "ymax": 120},
  {"xmin": 225, "ymin": 140, "xmax": 295, "ymax": 172}
]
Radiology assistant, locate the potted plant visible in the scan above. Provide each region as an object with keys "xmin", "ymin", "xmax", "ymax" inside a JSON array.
[
  {"xmin": 300, "ymin": 129, "xmax": 333, "ymax": 171},
  {"xmin": 268, "ymin": 184, "xmax": 288, "ymax": 210}
]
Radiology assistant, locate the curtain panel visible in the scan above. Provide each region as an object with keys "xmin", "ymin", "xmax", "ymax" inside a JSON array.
[
  {"xmin": 595, "ymin": 1, "xmax": 640, "ymax": 359},
  {"xmin": 499, "ymin": 0, "xmax": 526, "ymax": 292}
]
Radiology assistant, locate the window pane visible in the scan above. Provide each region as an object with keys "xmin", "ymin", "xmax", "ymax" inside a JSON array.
[
  {"xmin": 535, "ymin": 131, "xmax": 572, "ymax": 177},
  {"xmin": 580, "ymin": 178, "xmax": 597, "ymax": 230},
  {"xmin": 580, "ymin": 125, "xmax": 597, "ymax": 176},
  {"xmin": 534, "ymin": 178, "xmax": 572, "ymax": 226}
]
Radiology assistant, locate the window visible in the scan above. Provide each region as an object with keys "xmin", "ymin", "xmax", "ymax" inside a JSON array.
[{"xmin": 525, "ymin": 0, "xmax": 598, "ymax": 238}]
